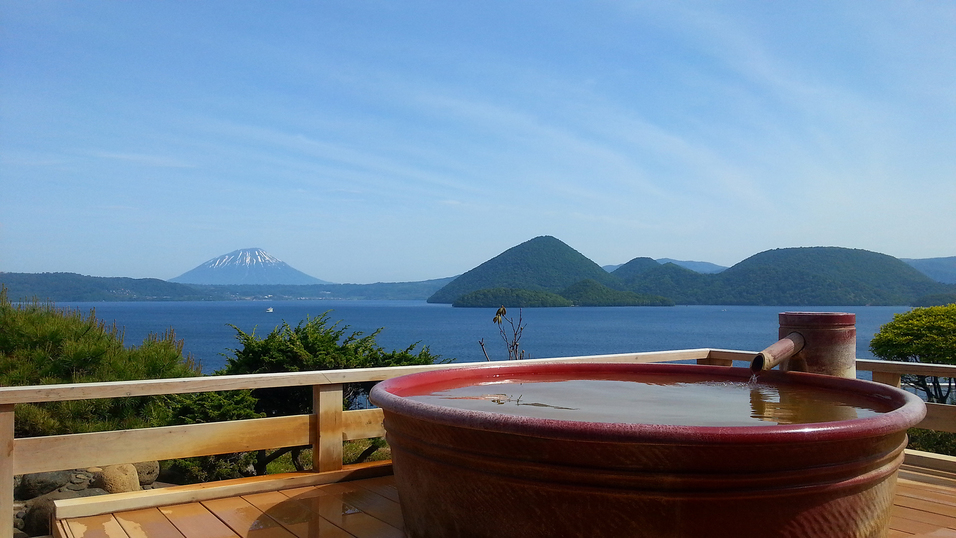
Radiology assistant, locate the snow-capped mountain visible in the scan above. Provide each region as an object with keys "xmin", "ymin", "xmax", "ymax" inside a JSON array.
[{"xmin": 169, "ymin": 248, "xmax": 330, "ymax": 285}]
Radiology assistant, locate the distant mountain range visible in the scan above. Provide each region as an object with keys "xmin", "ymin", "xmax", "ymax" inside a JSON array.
[
  {"xmin": 2, "ymin": 240, "xmax": 954, "ymax": 305},
  {"xmin": 657, "ymin": 259, "xmax": 728, "ymax": 274},
  {"xmin": 0, "ymin": 273, "xmax": 453, "ymax": 302},
  {"xmin": 0, "ymin": 272, "xmax": 222, "ymax": 302},
  {"xmin": 901, "ymin": 257, "xmax": 956, "ymax": 284},
  {"xmin": 603, "ymin": 259, "xmax": 728, "ymax": 274},
  {"xmin": 170, "ymin": 248, "xmax": 330, "ymax": 285},
  {"xmin": 426, "ymin": 236, "xmax": 956, "ymax": 307}
]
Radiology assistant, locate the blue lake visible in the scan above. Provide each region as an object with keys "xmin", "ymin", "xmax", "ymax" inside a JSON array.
[{"xmin": 58, "ymin": 301, "xmax": 909, "ymax": 374}]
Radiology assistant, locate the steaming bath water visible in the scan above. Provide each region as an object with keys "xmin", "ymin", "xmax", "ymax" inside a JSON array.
[{"xmin": 404, "ymin": 371, "xmax": 892, "ymax": 426}]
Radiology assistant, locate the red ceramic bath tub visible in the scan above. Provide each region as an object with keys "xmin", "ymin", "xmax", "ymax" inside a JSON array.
[{"xmin": 370, "ymin": 363, "xmax": 925, "ymax": 538}]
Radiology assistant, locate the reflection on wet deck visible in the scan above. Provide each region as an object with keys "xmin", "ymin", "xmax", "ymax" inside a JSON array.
[{"xmin": 54, "ymin": 466, "xmax": 956, "ymax": 538}]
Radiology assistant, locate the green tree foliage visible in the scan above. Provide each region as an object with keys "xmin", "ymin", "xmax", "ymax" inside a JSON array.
[
  {"xmin": 906, "ymin": 428, "xmax": 956, "ymax": 457},
  {"xmin": 0, "ymin": 288, "xmax": 201, "ymax": 437},
  {"xmin": 221, "ymin": 312, "xmax": 442, "ymax": 414},
  {"xmin": 912, "ymin": 293, "xmax": 956, "ymax": 307},
  {"xmin": 560, "ymin": 279, "xmax": 674, "ymax": 306},
  {"xmin": 453, "ymin": 288, "xmax": 572, "ymax": 308},
  {"xmin": 217, "ymin": 312, "xmax": 444, "ymax": 475},
  {"xmin": 870, "ymin": 304, "xmax": 956, "ymax": 403},
  {"xmin": 161, "ymin": 390, "xmax": 264, "ymax": 482}
]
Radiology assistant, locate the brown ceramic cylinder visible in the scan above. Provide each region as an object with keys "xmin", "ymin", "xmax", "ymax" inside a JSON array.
[{"xmin": 778, "ymin": 312, "xmax": 857, "ymax": 378}]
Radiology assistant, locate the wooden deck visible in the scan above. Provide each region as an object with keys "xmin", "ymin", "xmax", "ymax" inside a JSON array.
[
  {"xmin": 53, "ymin": 465, "xmax": 956, "ymax": 538},
  {"xmin": 53, "ymin": 473, "xmax": 405, "ymax": 538}
]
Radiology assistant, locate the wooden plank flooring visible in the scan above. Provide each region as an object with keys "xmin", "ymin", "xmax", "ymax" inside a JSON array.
[
  {"xmin": 56, "ymin": 472, "xmax": 956, "ymax": 538},
  {"xmin": 890, "ymin": 465, "xmax": 956, "ymax": 538}
]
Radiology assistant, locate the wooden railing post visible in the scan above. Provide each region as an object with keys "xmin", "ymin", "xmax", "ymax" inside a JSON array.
[
  {"xmin": 1, "ymin": 404, "xmax": 14, "ymax": 538},
  {"xmin": 871, "ymin": 371, "xmax": 902, "ymax": 388},
  {"xmin": 313, "ymin": 383, "xmax": 344, "ymax": 472}
]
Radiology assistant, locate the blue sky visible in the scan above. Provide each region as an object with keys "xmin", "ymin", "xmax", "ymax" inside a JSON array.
[{"xmin": 2, "ymin": 1, "xmax": 954, "ymax": 284}]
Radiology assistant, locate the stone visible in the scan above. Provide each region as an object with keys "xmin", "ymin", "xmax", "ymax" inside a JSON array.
[
  {"xmin": 23, "ymin": 488, "xmax": 108, "ymax": 536},
  {"xmin": 16, "ymin": 470, "xmax": 74, "ymax": 500},
  {"xmin": 65, "ymin": 470, "xmax": 94, "ymax": 491},
  {"xmin": 92, "ymin": 463, "xmax": 141, "ymax": 494},
  {"xmin": 133, "ymin": 461, "xmax": 160, "ymax": 486}
]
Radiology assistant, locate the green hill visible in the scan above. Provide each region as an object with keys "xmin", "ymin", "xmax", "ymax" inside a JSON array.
[
  {"xmin": 431, "ymin": 240, "xmax": 952, "ymax": 307},
  {"xmin": 624, "ymin": 263, "xmax": 717, "ymax": 304},
  {"xmin": 427, "ymin": 236, "xmax": 619, "ymax": 303},
  {"xmin": 0, "ymin": 272, "xmax": 225, "ymax": 301},
  {"xmin": 717, "ymin": 247, "xmax": 946, "ymax": 305},
  {"xmin": 610, "ymin": 257, "xmax": 661, "ymax": 281},
  {"xmin": 624, "ymin": 247, "xmax": 952, "ymax": 305}
]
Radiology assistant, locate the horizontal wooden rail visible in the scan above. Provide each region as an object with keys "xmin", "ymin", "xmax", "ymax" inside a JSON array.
[
  {"xmin": 856, "ymin": 358, "xmax": 956, "ymax": 378},
  {"xmin": 920, "ymin": 403, "xmax": 956, "ymax": 434},
  {"xmin": 0, "ymin": 349, "xmax": 715, "ymax": 405},
  {"xmin": 856, "ymin": 360, "xmax": 956, "ymax": 433},
  {"xmin": 14, "ymin": 415, "xmax": 308, "ymax": 475},
  {"xmin": 10, "ymin": 407, "xmax": 382, "ymax": 475}
]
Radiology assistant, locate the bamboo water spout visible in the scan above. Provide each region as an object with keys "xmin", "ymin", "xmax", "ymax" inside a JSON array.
[{"xmin": 751, "ymin": 332, "xmax": 805, "ymax": 373}]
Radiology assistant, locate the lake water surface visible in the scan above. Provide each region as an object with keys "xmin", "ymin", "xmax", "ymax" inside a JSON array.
[{"xmin": 59, "ymin": 301, "xmax": 909, "ymax": 374}]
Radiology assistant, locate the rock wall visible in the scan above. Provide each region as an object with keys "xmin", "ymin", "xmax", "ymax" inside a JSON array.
[{"xmin": 12, "ymin": 462, "xmax": 161, "ymax": 537}]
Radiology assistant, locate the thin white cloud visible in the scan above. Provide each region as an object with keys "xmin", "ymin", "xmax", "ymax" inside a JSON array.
[{"xmin": 87, "ymin": 151, "xmax": 195, "ymax": 168}]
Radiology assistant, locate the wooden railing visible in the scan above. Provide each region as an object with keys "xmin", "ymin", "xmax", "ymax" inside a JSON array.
[
  {"xmin": 856, "ymin": 359, "xmax": 956, "ymax": 434},
  {"xmin": 1, "ymin": 349, "xmax": 954, "ymax": 538}
]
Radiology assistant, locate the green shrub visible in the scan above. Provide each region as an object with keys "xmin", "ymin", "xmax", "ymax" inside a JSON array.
[
  {"xmin": 220, "ymin": 312, "xmax": 443, "ymax": 415},
  {"xmin": 160, "ymin": 390, "xmax": 264, "ymax": 483},
  {"xmin": 870, "ymin": 304, "xmax": 956, "ymax": 403},
  {"xmin": 208, "ymin": 311, "xmax": 445, "ymax": 476},
  {"xmin": 0, "ymin": 288, "xmax": 201, "ymax": 437},
  {"xmin": 907, "ymin": 428, "xmax": 956, "ymax": 456}
]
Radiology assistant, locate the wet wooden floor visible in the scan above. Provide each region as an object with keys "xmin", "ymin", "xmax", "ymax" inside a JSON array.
[
  {"xmin": 890, "ymin": 465, "xmax": 956, "ymax": 538},
  {"xmin": 54, "ymin": 469, "xmax": 956, "ymax": 538}
]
